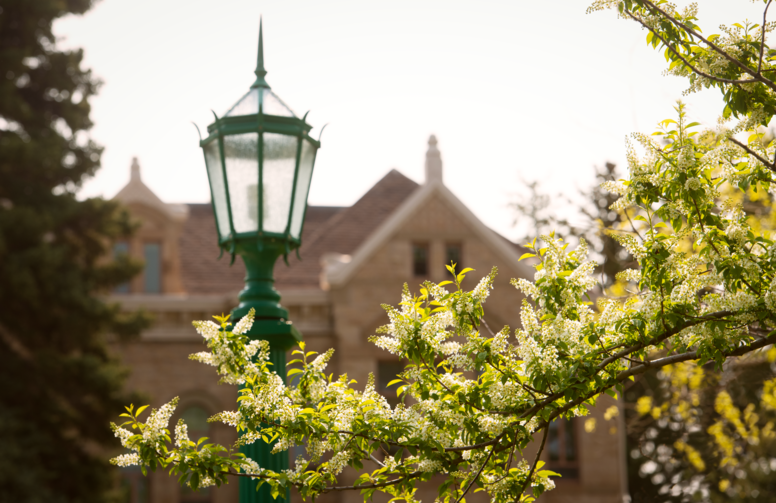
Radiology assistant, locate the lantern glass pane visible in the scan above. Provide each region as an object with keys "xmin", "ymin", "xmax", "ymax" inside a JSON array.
[
  {"xmin": 262, "ymin": 132, "xmax": 298, "ymax": 233},
  {"xmin": 223, "ymin": 88, "xmax": 295, "ymax": 118},
  {"xmin": 262, "ymin": 89, "xmax": 295, "ymax": 117},
  {"xmin": 223, "ymin": 132, "xmax": 260, "ymax": 234},
  {"xmin": 290, "ymin": 139, "xmax": 316, "ymax": 239},
  {"xmin": 224, "ymin": 88, "xmax": 258, "ymax": 117},
  {"xmin": 204, "ymin": 140, "xmax": 231, "ymax": 240}
]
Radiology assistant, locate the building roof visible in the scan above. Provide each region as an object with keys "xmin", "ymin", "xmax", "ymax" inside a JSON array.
[
  {"xmin": 179, "ymin": 204, "xmax": 343, "ymax": 294},
  {"xmin": 273, "ymin": 169, "xmax": 420, "ymax": 290},
  {"xmin": 178, "ymin": 169, "xmax": 419, "ymax": 294}
]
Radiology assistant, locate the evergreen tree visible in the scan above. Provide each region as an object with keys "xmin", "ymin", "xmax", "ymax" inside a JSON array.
[{"xmin": 0, "ymin": 1, "xmax": 148, "ymax": 500}]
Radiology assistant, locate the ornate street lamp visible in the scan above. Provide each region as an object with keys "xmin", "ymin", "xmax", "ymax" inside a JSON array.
[{"xmin": 197, "ymin": 19, "xmax": 320, "ymax": 503}]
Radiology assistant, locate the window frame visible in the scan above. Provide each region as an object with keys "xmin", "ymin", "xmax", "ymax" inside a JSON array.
[
  {"xmin": 545, "ymin": 417, "xmax": 580, "ymax": 480},
  {"xmin": 113, "ymin": 241, "xmax": 131, "ymax": 294},
  {"xmin": 412, "ymin": 242, "xmax": 429, "ymax": 278},
  {"xmin": 142, "ymin": 242, "xmax": 163, "ymax": 294},
  {"xmin": 444, "ymin": 242, "xmax": 463, "ymax": 276},
  {"xmin": 377, "ymin": 359, "xmax": 404, "ymax": 409}
]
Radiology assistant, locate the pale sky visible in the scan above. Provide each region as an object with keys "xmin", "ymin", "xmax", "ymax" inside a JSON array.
[{"xmin": 55, "ymin": 0, "xmax": 765, "ymax": 242}]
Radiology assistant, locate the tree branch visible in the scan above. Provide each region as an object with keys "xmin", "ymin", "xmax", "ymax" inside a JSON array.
[
  {"xmin": 624, "ymin": 10, "xmax": 760, "ymax": 88},
  {"xmin": 518, "ymin": 425, "xmax": 549, "ymax": 498},
  {"xmin": 454, "ymin": 445, "xmax": 496, "ymax": 503},
  {"xmin": 728, "ymin": 136, "xmax": 776, "ymax": 173},
  {"xmin": 544, "ymin": 329, "xmax": 776, "ymax": 425},
  {"xmin": 225, "ymin": 469, "xmax": 423, "ymax": 493}
]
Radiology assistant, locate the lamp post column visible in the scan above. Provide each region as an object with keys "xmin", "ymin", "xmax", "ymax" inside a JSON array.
[{"xmin": 233, "ymin": 239, "xmax": 301, "ymax": 503}]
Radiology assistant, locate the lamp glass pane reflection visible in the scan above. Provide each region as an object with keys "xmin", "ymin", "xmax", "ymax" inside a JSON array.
[{"xmin": 223, "ymin": 133, "xmax": 259, "ymax": 234}]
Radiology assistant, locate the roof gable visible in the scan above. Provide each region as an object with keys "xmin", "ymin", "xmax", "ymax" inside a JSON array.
[{"xmin": 324, "ymin": 180, "xmax": 533, "ymax": 288}]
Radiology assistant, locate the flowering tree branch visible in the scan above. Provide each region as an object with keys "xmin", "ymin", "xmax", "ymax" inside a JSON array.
[
  {"xmin": 727, "ymin": 137, "xmax": 776, "ymax": 172},
  {"xmin": 638, "ymin": 0, "xmax": 775, "ymax": 89},
  {"xmin": 107, "ymin": 3, "xmax": 776, "ymax": 502},
  {"xmin": 623, "ymin": 9, "xmax": 761, "ymax": 87}
]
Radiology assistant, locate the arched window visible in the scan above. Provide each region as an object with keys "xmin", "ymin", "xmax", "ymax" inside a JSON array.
[{"xmin": 179, "ymin": 406, "xmax": 212, "ymax": 503}]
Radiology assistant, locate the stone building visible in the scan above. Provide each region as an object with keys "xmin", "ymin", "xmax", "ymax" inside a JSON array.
[{"xmin": 110, "ymin": 137, "xmax": 627, "ymax": 503}]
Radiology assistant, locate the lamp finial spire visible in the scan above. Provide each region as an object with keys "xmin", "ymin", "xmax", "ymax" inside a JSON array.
[{"xmin": 252, "ymin": 17, "xmax": 270, "ymax": 88}]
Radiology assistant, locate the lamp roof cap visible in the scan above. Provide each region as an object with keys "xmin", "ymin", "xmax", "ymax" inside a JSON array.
[{"xmin": 222, "ymin": 18, "xmax": 296, "ymax": 118}]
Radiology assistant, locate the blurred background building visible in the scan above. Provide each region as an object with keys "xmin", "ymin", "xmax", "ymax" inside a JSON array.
[{"xmin": 110, "ymin": 136, "xmax": 626, "ymax": 503}]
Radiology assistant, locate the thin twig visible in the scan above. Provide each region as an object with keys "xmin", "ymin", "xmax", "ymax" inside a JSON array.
[
  {"xmin": 518, "ymin": 426, "xmax": 550, "ymax": 498},
  {"xmin": 624, "ymin": 210, "xmax": 645, "ymax": 241},
  {"xmin": 415, "ymin": 341, "xmax": 486, "ymax": 413},
  {"xmin": 728, "ymin": 136, "xmax": 776, "ymax": 173},
  {"xmin": 758, "ymin": 0, "xmax": 773, "ymax": 75},
  {"xmin": 454, "ymin": 445, "xmax": 496, "ymax": 503}
]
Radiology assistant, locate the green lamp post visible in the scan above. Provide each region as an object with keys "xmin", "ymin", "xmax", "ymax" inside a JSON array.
[{"xmin": 197, "ymin": 19, "xmax": 320, "ymax": 503}]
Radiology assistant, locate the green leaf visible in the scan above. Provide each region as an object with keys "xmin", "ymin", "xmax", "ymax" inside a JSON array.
[{"xmin": 519, "ymin": 253, "xmax": 536, "ymax": 261}]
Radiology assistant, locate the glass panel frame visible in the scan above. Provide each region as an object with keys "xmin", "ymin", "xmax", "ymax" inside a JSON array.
[
  {"xmin": 289, "ymin": 139, "xmax": 316, "ymax": 239},
  {"xmin": 203, "ymin": 140, "xmax": 231, "ymax": 240},
  {"xmin": 261, "ymin": 132, "xmax": 298, "ymax": 234},
  {"xmin": 223, "ymin": 132, "xmax": 260, "ymax": 234},
  {"xmin": 201, "ymin": 101, "xmax": 321, "ymax": 247}
]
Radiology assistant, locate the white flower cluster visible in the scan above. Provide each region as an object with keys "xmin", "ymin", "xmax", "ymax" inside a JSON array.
[
  {"xmin": 174, "ymin": 419, "xmax": 190, "ymax": 448},
  {"xmin": 113, "ymin": 453, "xmax": 141, "ymax": 467},
  {"xmin": 611, "ymin": 233, "xmax": 648, "ymax": 260},
  {"xmin": 143, "ymin": 400, "xmax": 178, "ymax": 444},
  {"xmin": 615, "ymin": 269, "xmax": 642, "ymax": 283},
  {"xmin": 190, "ymin": 310, "xmax": 271, "ymax": 385}
]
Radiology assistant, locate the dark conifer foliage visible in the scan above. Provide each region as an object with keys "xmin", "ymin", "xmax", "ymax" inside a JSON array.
[{"xmin": 0, "ymin": 1, "xmax": 148, "ymax": 500}]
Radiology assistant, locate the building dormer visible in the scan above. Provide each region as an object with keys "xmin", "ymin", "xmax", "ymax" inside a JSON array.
[{"xmin": 112, "ymin": 158, "xmax": 188, "ymax": 295}]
